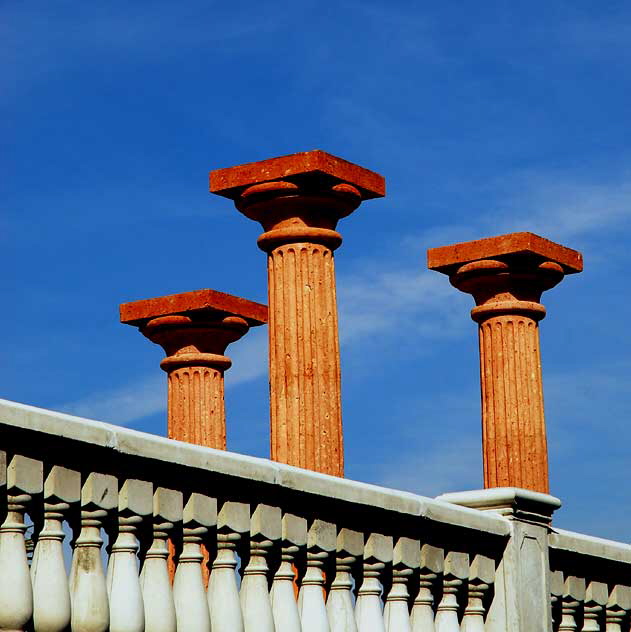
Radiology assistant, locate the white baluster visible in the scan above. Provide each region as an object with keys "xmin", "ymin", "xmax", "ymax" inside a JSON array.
[
  {"xmin": 240, "ymin": 503, "xmax": 280, "ymax": 632},
  {"xmin": 461, "ymin": 554, "xmax": 494, "ymax": 632},
  {"xmin": 550, "ymin": 570, "xmax": 564, "ymax": 631},
  {"xmin": 299, "ymin": 519, "xmax": 335, "ymax": 632},
  {"xmin": 140, "ymin": 487, "xmax": 182, "ymax": 632},
  {"xmin": 208, "ymin": 501, "xmax": 249, "ymax": 632},
  {"xmin": 69, "ymin": 472, "xmax": 117, "ymax": 632},
  {"xmin": 384, "ymin": 537, "xmax": 418, "ymax": 632},
  {"xmin": 559, "ymin": 576, "xmax": 585, "ymax": 632},
  {"xmin": 272, "ymin": 513, "xmax": 306, "ymax": 632},
  {"xmin": 107, "ymin": 479, "xmax": 152, "ymax": 632},
  {"xmin": 411, "ymin": 544, "xmax": 443, "ymax": 632},
  {"xmin": 582, "ymin": 581, "xmax": 607, "ymax": 632},
  {"xmin": 0, "ymin": 454, "xmax": 42, "ymax": 632},
  {"xmin": 31, "ymin": 466, "xmax": 79, "ymax": 632},
  {"xmin": 327, "ymin": 528, "xmax": 362, "ymax": 632},
  {"xmin": 604, "ymin": 585, "xmax": 631, "ymax": 632},
  {"xmin": 174, "ymin": 492, "xmax": 216, "ymax": 632},
  {"xmin": 434, "ymin": 551, "xmax": 468, "ymax": 632},
  {"xmin": 355, "ymin": 533, "xmax": 393, "ymax": 632}
]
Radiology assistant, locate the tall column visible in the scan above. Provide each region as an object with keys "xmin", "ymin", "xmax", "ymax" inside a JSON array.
[
  {"xmin": 121, "ymin": 288, "xmax": 267, "ymax": 448},
  {"xmin": 210, "ymin": 150, "xmax": 385, "ymax": 476},
  {"xmin": 428, "ymin": 232, "xmax": 582, "ymax": 492}
]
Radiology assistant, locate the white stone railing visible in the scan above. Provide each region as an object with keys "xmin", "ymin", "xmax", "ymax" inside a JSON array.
[
  {"xmin": 0, "ymin": 397, "xmax": 627, "ymax": 632},
  {"xmin": 549, "ymin": 529, "xmax": 631, "ymax": 631}
]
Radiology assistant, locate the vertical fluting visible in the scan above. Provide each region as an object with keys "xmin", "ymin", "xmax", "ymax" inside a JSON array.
[
  {"xmin": 478, "ymin": 314, "xmax": 548, "ymax": 492},
  {"xmin": 268, "ymin": 242, "xmax": 343, "ymax": 476},
  {"xmin": 167, "ymin": 366, "xmax": 227, "ymax": 450}
]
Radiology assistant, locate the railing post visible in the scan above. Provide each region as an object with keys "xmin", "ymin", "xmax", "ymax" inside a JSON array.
[
  {"xmin": 121, "ymin": 289, "xmax": 267, "ymax": 448},
  {"xmin": 439, "ymin": 488, "xmax": 560, "ymax": 632},
  {"xmin": 428, "ymin": 232, "xmax": 582, "ymax": 492},
  {"xmin": 210, "ymin": 150, "xmax": 385, "ymax": 476}
]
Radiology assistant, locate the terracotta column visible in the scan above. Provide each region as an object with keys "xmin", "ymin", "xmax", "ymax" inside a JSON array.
[
  {"xmin": 120, "ymin": 288, "xmax": 267, "ymax": 448},
  {"xmin": 210, "ymin": 150, "xmax": 385, "ymax": 476},
  {"xmin": 428, "ymin": 232, "xmax": 583, "ymax": 493}
]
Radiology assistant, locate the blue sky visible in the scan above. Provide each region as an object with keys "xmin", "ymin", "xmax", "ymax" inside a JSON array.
[{"xmin": 3, "ymin": 2, "xmax": 631, "ymax": 540}]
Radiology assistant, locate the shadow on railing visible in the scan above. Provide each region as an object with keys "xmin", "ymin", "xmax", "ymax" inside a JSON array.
[{"xmin": 1, "ymin": 398, "xmax": 629, "ymax": 632}]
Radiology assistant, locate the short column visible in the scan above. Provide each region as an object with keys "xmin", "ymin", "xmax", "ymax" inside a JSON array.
[
  {"xmin": 211, "ymin": 150, "xmax": 385, "ymax": 476},
  {"xmin": 428, "ymin": 232, "xmax": 582, "ymax": 492},
  {"xmin": 121, "ymin": 288, "xmax": 267, "ymax": 448}
]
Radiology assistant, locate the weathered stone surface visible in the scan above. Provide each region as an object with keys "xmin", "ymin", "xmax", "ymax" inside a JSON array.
[
  {"xmin": 120, "ymin": 288, "xmax": 267, "ymax": 327},
  {"xmin": 307, "ymin": 519, "xmax": 336, "ymax": 552},
  {"xmin": 429, "ymin": 232, "xmax": 583, "ymax": 493},
  {"xmin": 337, "ymin": 528, "xmax": 363, "ymax": 557},
  {"xmin": 217, "ymin": 500, "xmax": 249, "ymax": 533},
  {"xmin": 444, "ymin": 551, "xmax": 469, "ymax": 579},
  {"xmin": 119, "ymin": 479, "xmax": 153, "ymax": 516},
  {"xmin": 550, "ymin": 528, "xmax": 631, "ymax": 564},
  {"xmin": 564, "ymin": 576, "xmax": 586, "ymax": 601},
  {"xmin": 7, "ymin": 455, "xmax": 43, "ymax": 494},
  {"xmin": 210, "ymin": 151, "xmax": 385, "ymax": 478},
  {"xmin": 427, "ymin": 231, "xmax": 583, "ymax": 274},
  {"xmin": 0, "ymin": 398, "xmax": 510, "ymax": 536},
  {"xmin": 153, "ymin": 487, "xmax": 183, "ymax": 522},
  {"xmin": 121, "ymin": 289, "xmax": 266, "ymax": 450},
  {"xmin": 44, "ymin": 466, "xmax": 80, "ymax": 503},
  {"xmin": 210, "ymin": 150, "xmax": 385, "ymax": 201},
  {"xmin": 393, "ymin": 537, "xmax": 419, "ymax": 569},
  {"xmin": 364, "ymin": 533, "xmax": 393, "ymax": 563},
  {"xmin": 82, "ymin": 472, "xmax": 117, "ymax": 510},
  {"xmin": 250, "ymin": 504, "xmax": 281, "ymax": 541},
  {"xmin": 470, "ymin": 553, "xmax": 494, "ymax": 583},
  {"xmin": 420, "ymin": 544, "xmax": 444, "ymax": 574},
  {"xmin": 183, "ymin": 492, "xmax": 216, "ymax": 527},
  {"xmin": 281, "ymin": 513, "xmax": 307, "ymax": 546}
]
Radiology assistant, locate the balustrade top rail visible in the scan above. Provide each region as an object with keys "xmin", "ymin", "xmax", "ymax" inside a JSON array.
[
  {"xmin": 0, "ymin": 398, "xmax": 509, "ymax": 536},
  {"xmin": 3, "ymin": 396, "xmax": 631, "ymax": 632}
]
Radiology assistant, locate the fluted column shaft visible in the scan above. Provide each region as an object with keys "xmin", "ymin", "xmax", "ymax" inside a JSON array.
[
  {"xmin": 476, "ymin": 307, "xmax": 547, "ymax": 491},
  {"xmin": 267, "ymin": 240, "xmax": 342, "ymax": 474},
  {"xmin": 163, "ymin": 353, "xmax": 231, "ymax": 447},
  {"xmin": 211, "ymin": 150, "xmax": 385, "ymax": 476},
  {"xmin": 235, "ymin": 178, "xmax": 365, "ymax": 477},
  {"xmin": 451, "ymin": 258, "xmax": 566, "ymax": 493},
  {"xmin": 142, "ymin": 314, "xmax": 248, "ymax": 449}
]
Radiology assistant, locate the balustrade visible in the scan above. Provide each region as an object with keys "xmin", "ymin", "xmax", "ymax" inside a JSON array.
[
  {"xmin": 435, "ymin": 551, "xmax": 468, "ymax": 632},
  {"xmin": 411, "ymin": 544, "xmax": 443, "ymax": 632},
  {"xmin": 31, "ymin": 465, "xmax": 80, "ymax": 632},
  {"xmin": 2, "ymin": 399, "xmax": 630, "ymax": 632},
  {"xmin": 240, "ymin": 504, "xmax": 280, "ymax": 632},
  {"xmin": 140, "ymin": 487, "xmax": 181, "ymax": 632},
  {"xmin": 209, "ymin": 501, "xmax": 248, "ymax": 632},
  {"xmin": 384, "ymin": 537, "xmax": 417, "ymax": 632},
  {"xmin": 271, "ymin": 513, "xmax": 306, "ymax": 632},
  {"xmin": 327, "ymin": 528, "xmax": 362, "ymax": 632}
]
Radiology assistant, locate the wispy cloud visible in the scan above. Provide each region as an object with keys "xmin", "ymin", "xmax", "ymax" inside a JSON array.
[
  {"xmin": 377, "ymin": 431, "xmax": 482, "ymax": 497},
  {"xmin": 60, "ymin": 327, "xmax": 268, "ymax": 424},
  {"xmin": 0, "ymin": 2, "xmax": 295, "ymax": 98}
]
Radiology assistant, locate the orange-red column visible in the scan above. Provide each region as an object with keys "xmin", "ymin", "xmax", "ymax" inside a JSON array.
[
  {"xmin": 120, "ymin": 288, "xmax": 267, "ymax": 448},
  {"xmin": 211, "ymin": 151, "xmax": 385, "ymax": 476},
  {"xmin": 428, "ymin": 233, "xmax": 583, "ymax": 493}
]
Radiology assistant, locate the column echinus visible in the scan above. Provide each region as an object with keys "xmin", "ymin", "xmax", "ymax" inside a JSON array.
[
  {"xmin": 428, "ymin": 232, "xmax": 583, "ymax": 493},
  {"xmin": 120, "ymin": 289, "xmax": 267, "ymax": 448},
  {"xmin": 210, "ymin": 151, "xmax": 385, "ymax": 476}
]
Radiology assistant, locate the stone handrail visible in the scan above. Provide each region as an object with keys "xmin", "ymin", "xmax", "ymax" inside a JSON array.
[
  {"xmin": 0, "ymin": 397, "xmax": 627, "ymax": 632},
  {"xmin": 549, "ymin": 529, "xmax": 631, "ymax": 630}
]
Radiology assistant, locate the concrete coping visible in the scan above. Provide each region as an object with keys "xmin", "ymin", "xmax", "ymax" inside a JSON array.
[
  {"xmin": 0, "ymin": 398, "xmax": 509, "ymax": 536},
  {"xmin": 437, "ymin": 487, "xmax": 562, "ymax": 525},
  {"xmin": 550, "ymin": 528, "xmax": 631, "ymax": 566}
]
